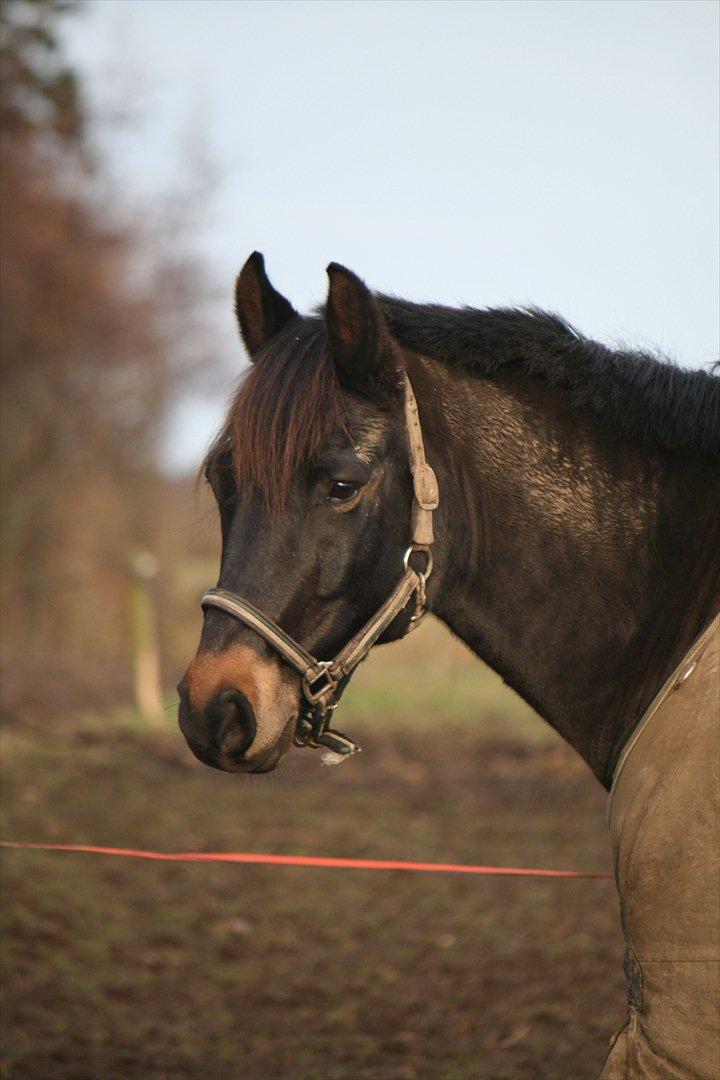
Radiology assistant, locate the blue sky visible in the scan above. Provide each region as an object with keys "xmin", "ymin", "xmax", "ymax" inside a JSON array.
[{"xmin": 65, "ymin": 0, "xmax": 719, "ymax": 472}]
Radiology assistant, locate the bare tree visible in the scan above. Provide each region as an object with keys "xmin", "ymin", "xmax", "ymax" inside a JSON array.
[{"xmin": 1, "ymin": 0, "xmax": 218, "ymax": 717}]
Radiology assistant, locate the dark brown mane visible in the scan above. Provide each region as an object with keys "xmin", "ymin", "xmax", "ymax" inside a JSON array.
[
  {"xmin": 378, "ymin": 297, "xmax": 720, "ymax": 456},
  {"xmin": 207, "ymin": 318, "xmax": 348, "ymax": 511}
]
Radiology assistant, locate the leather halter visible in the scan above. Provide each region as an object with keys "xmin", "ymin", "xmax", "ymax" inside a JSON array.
[{"xmin": 201, "ymin": 373, "xmax": 439, "ymax": 758}]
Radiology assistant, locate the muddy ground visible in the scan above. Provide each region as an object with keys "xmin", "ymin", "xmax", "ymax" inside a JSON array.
[{"xmin": 1, "ymin": 709, "xmax": 626, "ymax": 1080}]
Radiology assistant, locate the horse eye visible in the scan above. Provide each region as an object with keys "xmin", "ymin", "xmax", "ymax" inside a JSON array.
[{"xmin": 327, "ymin": 480, "xmax": 361, "ymax": 503}]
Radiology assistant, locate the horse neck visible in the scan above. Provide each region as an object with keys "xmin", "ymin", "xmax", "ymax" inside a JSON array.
[{"xmin": 409, "ymin": 353, "xmax": 720, "ymax": 787}]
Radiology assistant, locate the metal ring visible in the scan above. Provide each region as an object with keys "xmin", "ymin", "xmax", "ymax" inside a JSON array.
[{"xmin": 403, "ymin": 544, "xmax": 433, "ymax": 579}]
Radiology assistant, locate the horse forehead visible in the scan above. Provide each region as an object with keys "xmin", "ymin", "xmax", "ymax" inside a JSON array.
[
  {"xmin": 346, "ymin": 402, "xmax": 394, "ymax": 463},
  {"xmin": 350, "ymin": 421, "xmax": 386, "ymax": 463}
]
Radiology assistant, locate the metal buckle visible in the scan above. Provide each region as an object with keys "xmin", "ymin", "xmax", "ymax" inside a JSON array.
[
  {"xmin": 297, "ymin": 663, "xmax": 360, "ymax": 756},
  {"xmin": 301, "ymin": 661, "xmax": 337, "ymax": 706}
]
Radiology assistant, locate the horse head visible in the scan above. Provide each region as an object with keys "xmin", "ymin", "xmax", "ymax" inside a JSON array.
[{"xmin": 178, "ymin": 254, "xmax": 430, "ymax": 773}]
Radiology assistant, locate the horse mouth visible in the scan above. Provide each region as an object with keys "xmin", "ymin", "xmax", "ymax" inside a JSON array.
[
  {"xmin": 249, "ymin": 757, "xmax": 280, "ymax": 774},
  {"xmin": 248, "ymin": 747, "xmax": 283, "ymax": 773}
]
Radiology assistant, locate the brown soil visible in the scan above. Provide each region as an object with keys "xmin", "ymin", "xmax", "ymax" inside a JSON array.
[{"xmin": 1, "ymin": 720, "xmax": 626, "ymax": 1079}]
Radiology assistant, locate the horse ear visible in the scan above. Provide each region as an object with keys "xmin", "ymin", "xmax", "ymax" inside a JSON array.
[
  {"xmin": 234, "ymin": 252, "xmax": 298, "ymax": 359},
  {"xmin": 325, "ymin": 263, "xmax": 403, "ymax": 395}
]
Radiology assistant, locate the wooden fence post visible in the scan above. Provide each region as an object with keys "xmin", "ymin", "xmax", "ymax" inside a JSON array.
[{"xmin": 129, "ymin": 550, "xmax": 163, "ymax": 723}]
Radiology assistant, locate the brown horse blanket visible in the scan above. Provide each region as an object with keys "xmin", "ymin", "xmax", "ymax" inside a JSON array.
[{"xmin": 600, "ymin": 614, "xmax": 719, "ymax": 1079}]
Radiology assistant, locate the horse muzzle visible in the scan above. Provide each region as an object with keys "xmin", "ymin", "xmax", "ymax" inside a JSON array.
[{"xmin": 177, "ymin": 648, "xmax": 299, "ymax": 773}]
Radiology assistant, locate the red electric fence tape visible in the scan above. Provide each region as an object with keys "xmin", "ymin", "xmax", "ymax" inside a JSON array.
[{"xmin": 0, "ymin": 841, "xmax": 612, "ymax": 879}]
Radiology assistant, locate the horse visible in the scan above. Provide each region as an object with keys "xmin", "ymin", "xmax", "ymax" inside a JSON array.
[{"xmin": 178, "ymin": 253, "xmax": 720, "ymax": 1078}]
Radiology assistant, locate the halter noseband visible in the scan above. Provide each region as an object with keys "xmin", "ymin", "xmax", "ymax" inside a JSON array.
[{"xmin": 201, "ymin": 373, "xmax": 439, "ymax": 758}]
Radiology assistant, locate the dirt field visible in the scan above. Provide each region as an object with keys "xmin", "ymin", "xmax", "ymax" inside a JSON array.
[{"xmin": 1, "ymin": 678, "xmax": 626, "ymax": 1080}]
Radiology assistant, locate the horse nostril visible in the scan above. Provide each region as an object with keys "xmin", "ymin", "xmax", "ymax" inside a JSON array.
[{"xmin": 214, "ymin": 689, "xmax": 256, "ymax": 759}]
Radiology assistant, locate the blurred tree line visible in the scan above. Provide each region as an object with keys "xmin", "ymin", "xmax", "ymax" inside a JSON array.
[{"xmin": 1, "ymin": 0, "xmax": 219, "ymax": 719}]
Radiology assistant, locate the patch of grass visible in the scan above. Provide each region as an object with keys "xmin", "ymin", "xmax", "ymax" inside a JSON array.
[{"xmin": 337, "ymin": 617, "xmax": 547, "ymax": 739}]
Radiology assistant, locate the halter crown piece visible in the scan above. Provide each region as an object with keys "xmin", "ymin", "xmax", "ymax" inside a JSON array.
[{"xmin": 201, "ymin": 373, "xmax": 439, "ymax": 757}]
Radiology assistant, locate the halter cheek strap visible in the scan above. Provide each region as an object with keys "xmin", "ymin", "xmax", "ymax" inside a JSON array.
[{"xmin": 201, "ymin": 373, "xmax": 439, "ymax": 757}]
